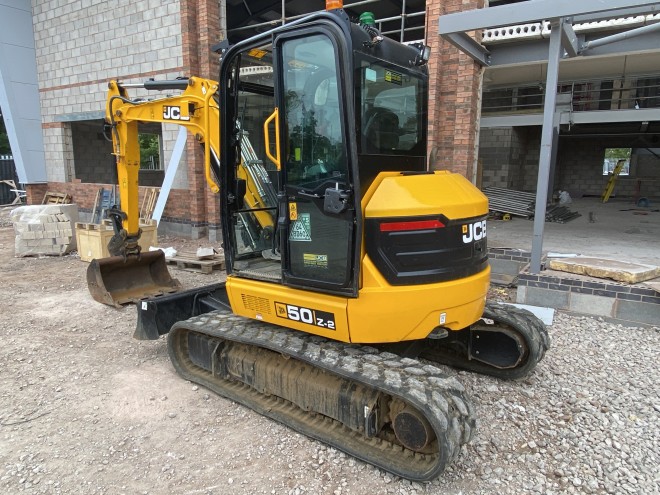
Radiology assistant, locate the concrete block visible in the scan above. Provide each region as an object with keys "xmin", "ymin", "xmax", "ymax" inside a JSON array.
[
  {"xmin": 28, "ymin": 223, "xmax": 44, "ymax": 231},
  {"xmin": 45, "ymin": 223, "xmax": 60, "ymax": 231},
  {"xmin": 615, "ymin": 300, "xmax": 660, "ymax": 326},
  {"xmin": 518, "ymin": 286, "xmax": 570, "ymax": 310},
  {"xmin": 569, "ymin": 293, "xmax": 615, "ymax": 318},
  {"xmin": 21, "ymin": 231, "xmax": 37, "ymax": 240},
  {"xmin": 490, "ymin": 258, "xmax": 526, "ymax": 277}
]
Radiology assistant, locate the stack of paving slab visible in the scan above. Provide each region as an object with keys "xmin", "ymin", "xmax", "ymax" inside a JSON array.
[{"xmin": 11, "ymin": 204, "xmax": 79, "ymax": 257}]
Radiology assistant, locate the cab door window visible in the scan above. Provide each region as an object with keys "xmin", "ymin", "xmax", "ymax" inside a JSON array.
[{"xmin": 279, "ymin": 33, "xmax": 354, "ymax": 290}]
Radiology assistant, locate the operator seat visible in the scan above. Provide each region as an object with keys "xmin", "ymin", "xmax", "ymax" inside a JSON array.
[{"xmin": 363, "ymin": 107, "xmax": 400, "ymax": 154}]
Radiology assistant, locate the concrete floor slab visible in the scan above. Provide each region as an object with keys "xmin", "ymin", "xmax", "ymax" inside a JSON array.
[{"xmin": 488, "ymin": 198, "xmax": 660, "ymax": 266}]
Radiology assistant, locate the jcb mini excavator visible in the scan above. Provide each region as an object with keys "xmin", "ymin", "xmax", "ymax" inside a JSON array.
[{"xmin": 87, "ymin": 2, "xmax": 549, "ymax": 481}]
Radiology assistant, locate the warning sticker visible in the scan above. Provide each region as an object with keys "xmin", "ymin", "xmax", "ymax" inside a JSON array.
[
  {"xmin": 303, "ymin": 253, "xmax": 328, "ymax": 268},
  {"xmin": 247, "ymin": 48, "xmax": 267, "ymax": 59},
  {"xmin": 289, "ymin": 213, "xmax": 311, "ymax": 242},
  {"xmin": 289, "ymin": 202, "xmax": 298, "ymax": 221},
  {"xmin": 385, "ymin": 70, "xmax": 402, "ymax": 85}
]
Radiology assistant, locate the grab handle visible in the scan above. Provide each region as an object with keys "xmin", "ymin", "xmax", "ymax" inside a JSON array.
[{"xmin": 263, "ymin": 107, "xmax": 281, "ymax": 171}]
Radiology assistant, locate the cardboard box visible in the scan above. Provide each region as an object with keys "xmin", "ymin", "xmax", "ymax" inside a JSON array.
[{"xmin": 75, "ymin": 222, "xmax": 158, "ymax": 262}]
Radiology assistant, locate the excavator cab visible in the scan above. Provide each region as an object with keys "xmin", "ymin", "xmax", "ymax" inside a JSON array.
[{"xmin": 219, "ymin": 9, "xmax": 429, "ymax": 299}]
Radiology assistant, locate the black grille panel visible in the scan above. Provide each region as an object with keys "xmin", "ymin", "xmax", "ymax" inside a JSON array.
[{"xmin": 365, "ymin": 214, "xmax": 488, "ymax": 285}]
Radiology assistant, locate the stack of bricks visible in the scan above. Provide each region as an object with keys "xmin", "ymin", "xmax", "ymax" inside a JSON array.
[{"xmin": 11, "ymin": 204, "xmax": 79, "ymax": 257}]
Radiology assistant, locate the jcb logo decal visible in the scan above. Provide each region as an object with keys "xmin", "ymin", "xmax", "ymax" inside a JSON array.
[
  {"xmin": 462, "ymin": 220, "xmax": 486, "ymax": 244},
  {"xmin": 163, "ymin": 106, "xmax": 189, "ymax": 121}
]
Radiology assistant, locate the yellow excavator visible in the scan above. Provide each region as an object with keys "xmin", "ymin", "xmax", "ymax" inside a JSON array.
[{"xmin": 87, "ymin": 3, "xmax": 549, "ymax": 481}]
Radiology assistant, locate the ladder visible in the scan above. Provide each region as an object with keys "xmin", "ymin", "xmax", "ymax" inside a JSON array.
[{"xmin": 601, "ymin": 159, "xmax": 626, "ymax": 203}]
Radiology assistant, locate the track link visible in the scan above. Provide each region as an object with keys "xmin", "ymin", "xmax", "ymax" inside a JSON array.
[
  {"xmin": 168, "ymin": 310, "xmax": 476, "ymax": 481},
  {"xmin": 421, "ymin": 302, "xmax": 550, "ymax": 380}
]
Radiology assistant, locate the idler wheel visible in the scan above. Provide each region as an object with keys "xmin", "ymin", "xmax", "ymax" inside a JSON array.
[{"xmin": 393, "ymin": 405, "xmax": 436, "ymax": 452}]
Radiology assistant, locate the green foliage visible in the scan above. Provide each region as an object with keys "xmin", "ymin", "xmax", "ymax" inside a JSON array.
[
  {"xmin": 604, "ymin": 148, "xmax": 631, "ymax": 160},
  {"xmin": 139, "ymin": 133, "xmax": 160, "ymax": 169},
  {"xmin": 0, "ymin": 109, "xmax": 11, "ymax": 155}
]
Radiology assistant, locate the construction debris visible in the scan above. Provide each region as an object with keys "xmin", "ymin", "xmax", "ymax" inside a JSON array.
[
  {"xmin": 483, "ymin": 187, "xmax": 581, "ymax": 223},
  {"xmin": 543, "ymin": 205, "xmax": 581, "ymax": 223},
  {"xmin": 483, "ymin": 187, "xmax": 535, "ymax": 218},
  {"xmin": 11, "ymin": 204, "xmax": 79, "ymax": 257}
]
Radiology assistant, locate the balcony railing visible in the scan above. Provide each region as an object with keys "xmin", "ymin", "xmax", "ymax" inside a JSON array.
[{"xmin": 482, "ymin": 75, "xmax": 660, "ymax": 115}]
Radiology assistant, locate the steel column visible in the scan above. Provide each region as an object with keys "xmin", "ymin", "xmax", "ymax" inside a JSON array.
[{"xmin": 530, "ymin": 19, "xmax": 564, "ymax": 274}]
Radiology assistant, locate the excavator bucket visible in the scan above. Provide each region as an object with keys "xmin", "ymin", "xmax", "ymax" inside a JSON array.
[{"xmin": 86, "ymin": 250, "xmax": 182, "ymax": 308}]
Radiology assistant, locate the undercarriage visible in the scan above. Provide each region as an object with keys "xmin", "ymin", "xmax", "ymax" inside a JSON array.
[{"xmin": 137, "ymin": 287, "xmax": 548, "ymax": 480}]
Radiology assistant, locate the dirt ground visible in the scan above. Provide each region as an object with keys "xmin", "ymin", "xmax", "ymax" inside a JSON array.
[{"xmin": 1, "ymin": 207, "xmax": 658, "ymax": 495}]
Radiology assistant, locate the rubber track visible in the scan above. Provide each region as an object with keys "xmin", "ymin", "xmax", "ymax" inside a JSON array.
[
  {"xmin": 168, "ymin": 310, "xmax": 476, "ymax": 481},
  {"xmin": 423, "ymin": 302, "xmax": 550, "ymax": 380}
]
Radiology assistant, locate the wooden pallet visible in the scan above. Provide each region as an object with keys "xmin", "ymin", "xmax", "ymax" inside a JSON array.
[
  {"xmin": 140, "ymin": 187, "xmax": 160, "ymax": 223},
  {"xmin": 166, "ymin": 252, "xmax": 225, "ymax": 274},
  {"xmin": 42, "ymin": 191, "xmax": 72, "ymax": 205}
]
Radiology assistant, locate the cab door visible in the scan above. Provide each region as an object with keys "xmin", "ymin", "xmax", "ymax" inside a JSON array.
[{"xmin": 271, "ymin": 28, "xmax": 358, "ymax": 296}]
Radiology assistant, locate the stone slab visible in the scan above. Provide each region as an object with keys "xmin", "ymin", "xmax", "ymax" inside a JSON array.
[
  {"xmin": 548, "ymin": 257, "xmax": 660, "ymax": 284},
  {"xmin": 643, "ymin": 280, "xmax": 660, "ymax": 294}
]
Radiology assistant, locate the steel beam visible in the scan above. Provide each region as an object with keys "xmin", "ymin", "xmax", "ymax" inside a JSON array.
[
  {"xmin": 488, "ymin": 30, "xmax": 660, "ymax": 66},
  {"xmin": 481, "ymin": 108, "xmax": 660, "ymax": 128},
  {"xmin": 561, "ymin": 21, "xmax": 579, "ymax": 58},
  {"xmin": 443, "ymin": 33, "xmax": 491, "ymax": 67},
  {"xmin": 438, "ymin": 0, "xmax": 660, "ymax": 34}
]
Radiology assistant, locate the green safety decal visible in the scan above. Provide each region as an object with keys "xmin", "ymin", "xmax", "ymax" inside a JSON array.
[{"xmin": 289, "ymin": 213, "xmax": 312, "ymax": 242}]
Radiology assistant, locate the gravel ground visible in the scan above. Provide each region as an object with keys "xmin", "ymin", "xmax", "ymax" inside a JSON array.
[{"xmin": 0, "ymin": 215, "xmax": 659, "ymax": 494}]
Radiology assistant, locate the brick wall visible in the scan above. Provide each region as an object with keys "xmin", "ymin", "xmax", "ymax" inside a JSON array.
[
  {"xmin": 24, "ymin": 181, "xmax": 212, "ymax": 226},
  {"xmin": 427, "ymin": 0, "xmax": 485, "ymax": 179},
  {"xmin": 33, "ymin": 0, "xmax": 185, "ymax": 192},
  {"xmin": 31, "ymin": 0, "xmax": 225, "ymax": 236},
  {"xmin": 179, "ymin": 0, "xmax": 223, "ymax": 229}
]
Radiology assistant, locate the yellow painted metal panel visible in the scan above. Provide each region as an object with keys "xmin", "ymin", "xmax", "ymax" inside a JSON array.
[
  {"xmin": 364, "ymin": 172, "xmax": 488, "ymax": 220},
  {"xmin": 226, "ymin": 276, "xmax": 351, "ymax": 342},
  {"xmin": 349, "ymin": 257, "xmax": 490, "ymax": 343}
]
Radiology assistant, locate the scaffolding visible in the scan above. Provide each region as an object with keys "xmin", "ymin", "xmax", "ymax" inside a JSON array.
[{"xmin": 228, "ymin": 0, "xmax": 426, "ymax": 44}]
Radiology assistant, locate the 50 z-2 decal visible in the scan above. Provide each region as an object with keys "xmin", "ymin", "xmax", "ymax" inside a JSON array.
[{"xmin": 275, "ymin": 302, "xmax": 336, "ymax": 330}]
